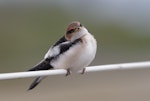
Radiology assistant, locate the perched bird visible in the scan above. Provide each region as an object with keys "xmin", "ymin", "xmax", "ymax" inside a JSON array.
[{"xmin": 28, "ymin": 21, "xmax": 97, "ymax": 90}]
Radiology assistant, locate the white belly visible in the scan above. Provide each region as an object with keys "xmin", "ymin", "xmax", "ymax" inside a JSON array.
[{"xmin": 51, "ymin": 34, "xmax": 97, "ymax": 72}]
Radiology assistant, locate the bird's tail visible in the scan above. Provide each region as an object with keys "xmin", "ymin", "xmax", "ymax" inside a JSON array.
[
  {"xmin": 28, "ymin": 58, "xmax": 53, "ymax": 90},
  {"xmin": 28, "ymin": 76, "xmax": 46, "ymax": 90}
]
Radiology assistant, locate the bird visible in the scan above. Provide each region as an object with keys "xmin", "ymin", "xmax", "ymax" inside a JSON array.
[{"xmin": 28, "ymin": 21, "xmax": 97, "ymax": 90}]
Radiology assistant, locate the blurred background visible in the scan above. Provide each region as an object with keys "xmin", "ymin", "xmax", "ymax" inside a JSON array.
[{"xmin": 0, "ymin": 0, "xmax": 150, "ymax": 101}]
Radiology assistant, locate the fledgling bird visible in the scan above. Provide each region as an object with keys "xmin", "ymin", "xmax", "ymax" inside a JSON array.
[{"xmin": 28, "ymin": 21, "xmax": 97, "ymax": 90}]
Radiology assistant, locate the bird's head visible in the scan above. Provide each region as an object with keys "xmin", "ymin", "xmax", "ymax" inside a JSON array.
[{"xmin": 65, "ymin": 21, "xmax": 88, "ymax": 41}]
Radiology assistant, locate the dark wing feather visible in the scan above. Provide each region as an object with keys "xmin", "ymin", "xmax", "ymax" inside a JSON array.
[
  {"xmin": 28, "ymin": 58, "xmax": 53, "ymax": 71},
  {"xmin": 46, "ymin": 37, "xmax": 82, "ymax": 61},
  {"xmin": 48, "ymin": 38, "xmax": 82, "ymax": 61},
  {"xmin": 53, "ymin": 36, "xmax": 67, "ymax": 47},
  {"xmin": 59, "ymin": 38, "xmax": 82, "ymax": 54}
]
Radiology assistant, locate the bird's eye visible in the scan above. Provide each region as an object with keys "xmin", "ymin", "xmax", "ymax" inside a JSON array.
[
  {"xmin": 67, "ymin": 29, "xmax": 75, "ymax": 34},
  {"xmin": 80, "ymin": 23, "xmax": 82, "ymax": 27}
]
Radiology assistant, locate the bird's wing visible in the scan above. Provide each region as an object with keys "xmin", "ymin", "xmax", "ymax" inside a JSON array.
[
  {"xmin": 28, "ymin": 36, "xmax": 81, "ymax": 71},
  {"xmin": 28, "ymin": 58, "xmax": 53, "ymax": 71},
  {"xmin": 44, "ymin": 35, "xmax": 68, "ymax": 59},
  {"xmin": 28, "ymin": 37, "xmax": 82, "ymax": 90},
  {"xmin": 44, "ymin": 38, "xmax": 82, "ymax": 60},
  {"xmin": 53, "ymin": 36, "xmax": 67, "ymax": 47},
  {"xmin": 28, "ymin": 36, "xmax": 67, "ymax": 71}
]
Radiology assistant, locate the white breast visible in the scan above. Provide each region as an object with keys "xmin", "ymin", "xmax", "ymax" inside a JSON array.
[{"xmin": 51, "ymin": 33, "xmax": 97, "ymax": 73}]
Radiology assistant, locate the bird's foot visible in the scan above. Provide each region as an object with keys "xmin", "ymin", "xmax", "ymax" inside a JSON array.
[
  {"xmin": 65, "ymin": 68, "xmax": 71, "ymax": 76},
  {"xmin": 81, "ymin": 68, "xmax": 86, "ymax": 75}
]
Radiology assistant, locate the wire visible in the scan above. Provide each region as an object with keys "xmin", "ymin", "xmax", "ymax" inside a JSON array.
[{"xmin": 0, "ymin": 61, "xmax": 150, "ymax": 80}]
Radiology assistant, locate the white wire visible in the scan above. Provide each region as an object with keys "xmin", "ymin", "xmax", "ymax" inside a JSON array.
[{"xmin": 0, "ymin": 61, "xmax": 150, "ymax": 80}]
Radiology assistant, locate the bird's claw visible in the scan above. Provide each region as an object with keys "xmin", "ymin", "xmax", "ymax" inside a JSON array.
[
  {"xmin": 65, "ymin": 68, "xmax": 71, "ymax": 76},
  {"xmin": 81, "ymin": 68, "xmax": 86, "ymax": 75}
]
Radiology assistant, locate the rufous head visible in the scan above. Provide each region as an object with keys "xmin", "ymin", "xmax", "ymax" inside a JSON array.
[{"xmin": 65, "ymin": 21, "xmax": 87, "ymax": 41}]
